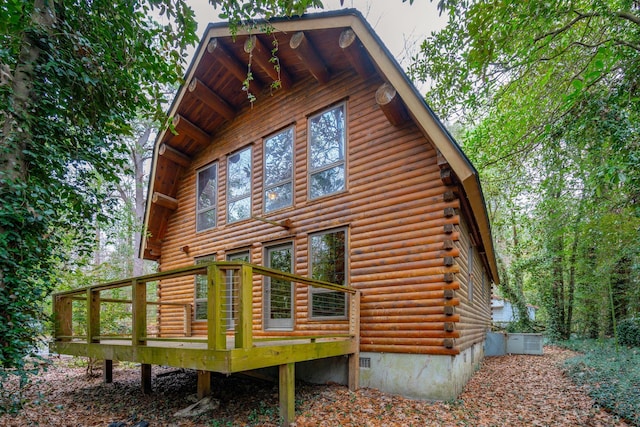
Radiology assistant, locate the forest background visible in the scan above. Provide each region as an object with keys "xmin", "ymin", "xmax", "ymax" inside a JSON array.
[{"xmin": 1, "ymin": 0, "xmax": 638, "ymax": 399}]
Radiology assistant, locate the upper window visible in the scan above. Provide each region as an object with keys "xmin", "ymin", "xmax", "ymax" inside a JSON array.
[
  {"xmin": 264, "ymin": 127, "xmax": 294, "ymax": 213},
  {"xmin": 196, "ymin": 163, "xmax": 218, "ymax": 232},
  {"xmin": 309, "ymin": 228, "xmax": 347, "ymax": 318},
  {"xmin": 227, "ymin": 146, "xmax": 252, "ymax": 223},
  {"xmin": 308, "ymin": 104, "xmax": 346, "ymax": 199}
]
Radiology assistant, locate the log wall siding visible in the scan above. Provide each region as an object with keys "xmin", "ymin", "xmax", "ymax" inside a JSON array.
[
  {"xmin": 452, "ymin": 213, "xmax": 492, "ymax": 351},
  {"xmin": 156, "ymin": 69, "xmax": 471, "ymax": 354}
]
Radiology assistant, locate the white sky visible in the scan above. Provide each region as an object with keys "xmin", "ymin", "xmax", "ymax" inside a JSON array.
[{"xmin": 186, "ymin": 0, "xmax": 446, "ymax": 68}]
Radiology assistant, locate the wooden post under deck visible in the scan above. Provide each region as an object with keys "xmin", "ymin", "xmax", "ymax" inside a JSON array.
[
  {"xmin": 141, "ymin": 363, "xmax": 152, "ymax": 394},
  {"xmin": 279, "ymin": 363, "xmax": 295, "ymax": 427},
  {"xmin": 197, "ymin": 370, "xmax": 212, "ymax": 399},
  {"xmin": 103, "ymin": 359, "xmax": 113, "ymax": 384}
]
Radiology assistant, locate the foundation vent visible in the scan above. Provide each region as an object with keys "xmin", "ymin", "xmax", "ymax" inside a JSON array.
[{"xmin": 359, "ymin": 357, "xmax": 371, "ymax": 369}]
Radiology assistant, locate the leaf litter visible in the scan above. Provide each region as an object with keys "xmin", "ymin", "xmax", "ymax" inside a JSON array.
[{"xmin": 0, "ymin": 346, "xmax": 630, "ymax": 426}]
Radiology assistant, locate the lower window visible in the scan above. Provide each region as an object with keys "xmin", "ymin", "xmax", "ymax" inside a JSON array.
[{"xmin": 309, "ymin": 228, "xmax": 347, "ymax": 318}]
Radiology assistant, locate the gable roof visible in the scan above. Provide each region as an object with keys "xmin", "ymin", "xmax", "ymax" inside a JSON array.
[{"xmin": 141, "ymin": 8, "xmax": 499, "ymax": 283}]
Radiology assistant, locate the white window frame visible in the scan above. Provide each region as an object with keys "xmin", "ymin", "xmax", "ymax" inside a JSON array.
[
  {"xmin": 308, "ymin": 103, "xmax": 347, "ymax": 200},
  {"xmin": 263, "ymin": 127, "xmax": 294, "ymax": 213},
  {"xmin": 196, "ymin": 163, "xmax": 218, "ymax": 232},
  {"xmin": 309, "ymin": 227, "xmax": 348, "ymax": 320}
]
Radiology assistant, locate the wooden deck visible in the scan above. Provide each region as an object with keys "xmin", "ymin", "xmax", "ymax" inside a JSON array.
[{"xmin": 50, "ymin": 262, "xmax": 360, "ymax": 426}]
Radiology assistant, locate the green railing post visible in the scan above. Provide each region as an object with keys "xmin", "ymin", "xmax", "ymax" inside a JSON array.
[
  {"xmin": 53, "ymin": 295, "xmax": 72, "ymax": 341},
  {"xmin": 207, "ymin": 264, "xmax": 225, "ymax": 350},
  {"xmin": 235, "ymin": 264, "xmax": 253, "ymax": 349},
  {"xmin": 132, "ymin": 279, "xmax": 146, "ymax": 346},
  {"xmin": 87, "ymin": 288, "xmax": 100, "ymax": 344}
]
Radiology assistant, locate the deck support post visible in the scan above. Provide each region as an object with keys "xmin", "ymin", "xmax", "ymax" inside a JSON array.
[
  {"xmin": 348, "ymin": 291, "xmax": 361, "ymax": 391},
  {"xmin": 141, "ymin": 363, "xmax": 152, "ymax": 395},
  {"xmin": 103, "ymin": 359, "xmax": 113, "ymax": 383},
  {"xmin": 278, "ymin": 363, "xmax": 295, "ymax": 427},
  {"xmin": 197, "ymin": 370, "xmax": 212, "ymax": 399}
]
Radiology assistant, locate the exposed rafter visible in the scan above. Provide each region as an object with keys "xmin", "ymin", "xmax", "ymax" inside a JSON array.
[
  {"xmin": 244, "ymin": 35, "xmax": 292, "ymax": 90},
  {"xmin": 290, "ymin": 31, "xmax": 329, "ymax": 84},
  {"xmin": 188, "ymin": 78, "xmax": 236, "ymax": 121},
  {"xmin": 172, "ymin": 114, "xmax": 211, "ymax": 148},
  {"xmin": 207, "ymin": 38, "xmax": 263, "ymax": 93},
  {"xmin": 339, "ymin": 29, "xmax": 374, "ymax": 79},
  {"xmin": 375, "ymin": 83, "xmax": 409, "ymax": 126},
  {"xmin": 159, "ymin": 143, "xmax": 191, "ymax": 168},
  {"xmin": 152, "ymin": 192, "xmax": 179, "ymax": 211}
]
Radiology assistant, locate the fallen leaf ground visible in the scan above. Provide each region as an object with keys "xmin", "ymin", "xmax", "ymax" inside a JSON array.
[{"xmin": 0, "ymin": 346, "xmax": 631, "ymax": 426}]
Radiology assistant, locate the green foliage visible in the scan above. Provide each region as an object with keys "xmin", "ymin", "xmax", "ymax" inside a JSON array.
[
  {"xmin": 412, "ymin": 0, "xmax": 640, "ymax": 341},
  {"xmin": 617, "ymin": 318, "xmax": 640, "ymax": 347},
  {"xmin": 0, "ymin": 0, "xmax": 198, "ymax": 398},
  {"xmin": 561, "ymin": 339, "xmax": 640, "ymax": 425},
  {"xmin": 210, "ymin": 0, "xmax": 324, "ymax": 33}
]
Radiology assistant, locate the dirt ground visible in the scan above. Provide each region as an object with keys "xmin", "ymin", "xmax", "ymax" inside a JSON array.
[{"xmin": 0, "ymin": 346, "xmax": 630, "ymax": 426}]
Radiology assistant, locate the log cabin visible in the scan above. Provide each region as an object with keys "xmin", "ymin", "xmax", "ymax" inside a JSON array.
[{"xmin": 51, "ymin": 9, "xmax": 498, "ymax": 425}]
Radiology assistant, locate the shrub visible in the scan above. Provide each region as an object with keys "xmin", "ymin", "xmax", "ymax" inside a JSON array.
[
  {"xmin": 562, "ymin": 339, "xmax": 640, "ymax": 426},
  {"xmin": 616, "ymin": 317, "xmax": 640, "ymax": 347}
]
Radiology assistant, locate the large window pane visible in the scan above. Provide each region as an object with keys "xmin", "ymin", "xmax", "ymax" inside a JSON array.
[
  {"xmin": 309, "ymin": 106, "xmax": 345, "ymax": 169},
  {"xmin": 228, "ymin": 197, "xmax": 251, "ymax": 223},
  {"xmin": 227, "ymin": 147, "xmax": 252, "ymax": 222},
  {"xmin": 265, "ymin": 182, "xmax": 293, "ymax": 212},
  {"xmin": 309, "ymin": 104, "xmax": 346, "ymax": 199},
  {"xmin": 196, "ymin": 164, "xmax": 217, "ymax": 231},
  {"xmin": 265, "ymin": 244, "xmax": 293, "ymax": 330},
  {"xmin": 268, "ymin": 246, "xmax": 292, "ymax": 320},
  {"xmin": 309, "ymin": 165, "xmax": 345, "ymax": 199},
  {"xmin": 310, "ymin": 229, "xmax": 347, "ymax": 318},
  {"xmin": 264, "ymin": 128, "xmax": 293, "ymax": 212}
]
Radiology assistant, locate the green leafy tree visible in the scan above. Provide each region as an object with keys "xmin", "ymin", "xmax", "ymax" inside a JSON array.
[
  {"xmin": 0, "ymin": 0, "xmax": 198, "ymax": 384},
  {"xmin": 411, "ymin": 0, "xmax": 640, "ymax": 338}
]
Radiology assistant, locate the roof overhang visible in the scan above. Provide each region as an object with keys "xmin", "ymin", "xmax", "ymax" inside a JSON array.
[{"xmin": 140, "ymin": 9, "xmax": 499, "ymax": 284}]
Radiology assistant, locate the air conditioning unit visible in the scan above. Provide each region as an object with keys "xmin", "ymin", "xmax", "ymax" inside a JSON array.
[{"xmin": 506, "ymin": 333, "xmax": 543, "ymax": 355}]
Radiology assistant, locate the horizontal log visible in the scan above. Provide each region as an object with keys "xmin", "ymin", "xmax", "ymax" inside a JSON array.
[
  {"xmin": 360, "ymin": 282, "xmax": 460, "ymax": 297},
  {"xmin": 290, "ymin": 31, "xmax": 329, "ymax": 84},
  {"xmin": 352, "ymin": 263, "xmax": 459, "ymax": 280},
  {"xmin": 360, "ymin": 304, "xmax": 459, "ymax": 318},
  {"xmin": 360, "ymin": 337, "xmax": 448, "ymax": 347},
  {"xmin": 159, "ymin": 143, "xmax": 191, "ymax": 168},
  {"xmin": 359, "ymin": 314, "xmax": 460, "ymax": 324},
  {"xmin": 360, "ymin": 330, "xmax": 460, "ymax": 339},
  {"xmin": 362, "ymin": 298, "xmax": 460, "ymax": 311}
]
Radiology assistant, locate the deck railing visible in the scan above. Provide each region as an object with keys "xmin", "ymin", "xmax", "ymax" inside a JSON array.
[{"xmin": 52, "ymin": 262, "xmax": 360, "ymax": 352}]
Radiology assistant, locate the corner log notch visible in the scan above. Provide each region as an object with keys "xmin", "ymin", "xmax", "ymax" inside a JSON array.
[
  {"xmin": 244, "ymin": 35, "xmax": 292, "ymax": 90},
  {"xmin": 188, "ymin": 78, "xmax": 236, "ymax": 121},
  {"xmin": 207, "ymin": 38, "xmax": 264, "ymax": 94},
  {"xmin": 290, "ymin": 31, "xmax": 330, "ymax": 84},
  {"xmin": 376, "ymin": 83, "xmax": 409, "ymax": 126},
  {"xmin": 339, "ymin": 29, "xmax": 374, "ymax": 79}
]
